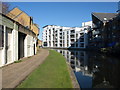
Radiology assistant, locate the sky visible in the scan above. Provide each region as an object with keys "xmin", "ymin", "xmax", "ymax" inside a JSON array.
[{"xmin": 8, "ymin": 2, "xmax": 118, "ymax": 40}]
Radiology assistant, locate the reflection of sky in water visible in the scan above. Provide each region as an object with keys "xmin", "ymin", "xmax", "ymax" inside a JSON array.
[{"xmin": 75, "ymin": 71, "xmax": 92, "ymax": 88}]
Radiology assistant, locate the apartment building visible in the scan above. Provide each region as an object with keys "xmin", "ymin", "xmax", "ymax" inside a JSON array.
[
  {"xmin": 42, "ymin": 21, "xmax": 92, "ymax": 48},
  {"xmin": 91, "ymin": 12, "xmax": 118, "ymax": 48}
]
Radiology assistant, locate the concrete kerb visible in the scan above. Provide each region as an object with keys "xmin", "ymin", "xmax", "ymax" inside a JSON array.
[{"xmin": 67, "ymin": 62, "xmax": 80, "ymax": 89}]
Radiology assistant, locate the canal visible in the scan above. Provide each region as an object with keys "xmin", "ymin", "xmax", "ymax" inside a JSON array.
[{"xmin": 55, "ymin": 49, "xmax": 120, "ymax": 89}]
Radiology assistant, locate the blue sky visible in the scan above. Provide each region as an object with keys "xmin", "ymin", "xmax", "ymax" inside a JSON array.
[{"xmin": 9, "ymin": 2, "xmax": 118, "ymax": 40}]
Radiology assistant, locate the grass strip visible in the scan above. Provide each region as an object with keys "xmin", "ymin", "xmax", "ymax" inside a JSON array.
[{"xmin": 18, "ymin": 50, "xmax": 73, "ymax": 88}]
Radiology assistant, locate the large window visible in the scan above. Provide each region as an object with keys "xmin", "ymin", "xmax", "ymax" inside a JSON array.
[
  {"xmin": 0, "ymin": 25, "xmax": 4, "ymax": 48},
  {"xmin": 43, "ymin": 42, "xmax": 47, "ymax": 46}
]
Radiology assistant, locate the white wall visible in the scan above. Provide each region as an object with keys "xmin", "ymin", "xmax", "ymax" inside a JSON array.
[
  {"xmin": 12, "ymin": 26, "xmax": 18, "ymax": 62},
  {"xmin": 0, "ymin": 24, "xmax": 37, "ymax": 67},
  {"xmin": 24, "ymin": 35, "xmax": 37, "ymax": 57},
  {"xmin": 0, "ymin": 49, "xmax": 3, "ymax": 67},
  {"xmin": 6, "ymin": 28, "xmax": 13, "ymax": 64}
]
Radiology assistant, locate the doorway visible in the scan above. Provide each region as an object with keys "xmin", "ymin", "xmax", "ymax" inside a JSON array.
[
  {"xmin": 18, "ymin": 32, "xmax": 26, "ymax": 59},
  {"xmin": 34, "ymin": 44, "xmax": 35, "ymax": 55}
]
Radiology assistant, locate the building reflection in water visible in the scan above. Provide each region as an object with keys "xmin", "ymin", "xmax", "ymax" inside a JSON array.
[{"xmin": 55, "ymin": 49, "xmax": 120, "ymax": 89}]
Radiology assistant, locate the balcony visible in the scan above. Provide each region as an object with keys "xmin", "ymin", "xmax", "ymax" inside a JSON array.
[
  {"xmin": 71, "ymin": 39, "xmax": 75, "ymax": 43},
  {"xmin": 71, "ymin": 42, "xmax": 74, "ymax": 44},
  {"xmin": 59, "ymin": 31, "xmax": 62, "ymax": 33},
  {"xmin": 59, "ymin": 37, "xmax": 62, "ymax": 40},
  {"xmin": 70, "ymin": 33, "xmax": 75, "ymax": 35},
  {"xmin": 80, "ymin": 38, "xmax": 84, "ymax": 42},
  {"xmin": 93, "ymin": 30, "xmax": 100, "ymax": 35},
  {"xmin": 55, "ymin": 42, "xmax": 58, "ymax": 44},
  {"xmin": 71, "ymin": 44, "xmax": 75, "ymax": 47},
  {"xmin": 80, "ymin": 43, "xmax": 84, "ymax": 47},
  {"xmin": 92, "ymin": 24, "xmax": 100, "ymax": 29},
  {"xmin": 60, "ymin": 33, "xmax": 62, "ymax": 36},
  {"xmin": 93, "ymin": 37, "xmax": 102, "ymax": 42},
  {"xmin": 80, "ymin": 33, "xmax": 84, "ymax": 36},
  {"xmin": 70, "ymin": 34, "xmax": 75, "ymax": 38},
  {"xmin": 71, "ymin": 30, "xmax": 75, "ymax": 33},
  {"xmin": 60, "ymin": 41, "xmax": 62, "ymax": 44},
  {"xmin": 60, "ymin": 29, "xmax": 62, "ymax": 31}
]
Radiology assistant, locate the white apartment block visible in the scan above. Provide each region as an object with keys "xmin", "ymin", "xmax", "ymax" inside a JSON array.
[{"xmin": 42, "ymin": 21, "xmax": 92, "ymax": 48}]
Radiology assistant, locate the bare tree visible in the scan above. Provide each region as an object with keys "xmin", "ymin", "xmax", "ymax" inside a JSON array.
[{"xmin": 0, "ymin": 2, "xmax": 10, "ymax": 14}]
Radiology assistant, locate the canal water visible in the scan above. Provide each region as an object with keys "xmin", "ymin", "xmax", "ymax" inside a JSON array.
[{"xmin": 55, "ymin": 49, "xmax": 120, "ymax": 89}]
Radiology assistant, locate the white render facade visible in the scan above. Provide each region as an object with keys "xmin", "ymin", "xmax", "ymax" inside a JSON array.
[
  {"xmin": 0, "ymin": 14, "xmax": 37, "ymax": 67},
  {"xmin": 42, "ymin": 21, "xmax": 92, "ymax": 48}
]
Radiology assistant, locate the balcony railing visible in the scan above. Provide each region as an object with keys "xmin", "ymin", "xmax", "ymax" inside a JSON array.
[
  {"xmin": 93, "ymin": 30, "xmax": 100, "ymax": 35},
  {"xmin": 71, "ymin": 30, "xmax": 75, "ymax": 33},
  {"xmin": 92, "ymin": 24, "xmax": 100, "ymax": 29}
]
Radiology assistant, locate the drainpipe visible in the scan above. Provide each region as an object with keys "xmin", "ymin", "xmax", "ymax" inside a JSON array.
[
  {"xmin": 84, "ymin": 29, "xmax": 88, "ymax": 48},
  {"xmin": 103, "ymin": 18, "xmax": 108, "ymax": 48},
  {"xmin": 3, "ymin": 25, "xmax": 7, "ymax": 65}
]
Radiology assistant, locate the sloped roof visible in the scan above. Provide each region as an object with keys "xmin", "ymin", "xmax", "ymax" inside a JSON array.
[{"xmin": 92, "ymin": 12, "xmax": 117, "ymax": 21}]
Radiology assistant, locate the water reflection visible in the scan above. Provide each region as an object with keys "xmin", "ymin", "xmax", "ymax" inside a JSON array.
[{"xmin": 55, "ymin": 49, "xmax": 120, "ymax": 89}]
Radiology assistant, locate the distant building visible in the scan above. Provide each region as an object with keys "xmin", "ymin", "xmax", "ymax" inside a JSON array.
[
  {"xmin": 37, "ymin": 39, "xmax": 42, "ymax": 47},
  {"xmin": 42, "ymin": 21, "xmax": 92, "ymax": 49}
]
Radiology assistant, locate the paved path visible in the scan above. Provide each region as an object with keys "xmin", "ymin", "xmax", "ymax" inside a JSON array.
[{"xmin": 2, "ymin": 49, "xmax": 49, "ymax": 88}]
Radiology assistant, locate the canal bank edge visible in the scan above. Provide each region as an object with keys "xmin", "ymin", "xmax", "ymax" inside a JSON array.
[{"xmin": 67, "ymin": 62, "xmax": 80, "ymax": 89}]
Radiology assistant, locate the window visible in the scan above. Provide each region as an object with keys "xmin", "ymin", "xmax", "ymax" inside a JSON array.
[
  {"xmin": 71, "ymin": 30, "xmax": 75, "ymax": 33},
  {"xmin": 67, "ymin": 31, "xmax": 69, "ymax": 34},
  {"xmin": 80, "ymin": 43, "xmax": 84, "ymax": 47},
  {"xmin": 60, "ymin": 29, "xmax": 62, "ymax": 31},
  {"xmin": 0, "ymin": 25, "xmax": 4, "ymax": 47},
  {"xmin": 76, "ymin": 44, "xmax": 78, "ymax": 47},
  {"xmin": 80, "ymin": 38, "xmax": 84, "ymax": 42},
  {"xmin": 71, "ymin": 44, "xmax": 74, "ymax": 47},
  {"xmin": 44, "ymin": 42, "xmax": 47, "ymax": 46}
]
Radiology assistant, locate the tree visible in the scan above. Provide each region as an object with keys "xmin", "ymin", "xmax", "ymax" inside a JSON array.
[{"xmin": 0, "ymin": 2, "xmax": 10, "ymax": 14}]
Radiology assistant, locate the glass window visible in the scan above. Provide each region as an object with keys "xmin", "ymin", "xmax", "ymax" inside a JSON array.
[{"xmin": 67, "ymin": 31, "xmax": 69, "ymax": 34}]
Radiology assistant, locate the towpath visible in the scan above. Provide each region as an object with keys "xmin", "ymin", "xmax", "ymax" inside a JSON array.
[{"xmin": 2, "ymin": 49, "xmax": 49, "ymax": 88}]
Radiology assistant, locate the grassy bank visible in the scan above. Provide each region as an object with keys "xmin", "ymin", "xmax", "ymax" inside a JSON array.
[{"xmin": 18, "ymin": 50, "xmax": 73, "ymax": 88}]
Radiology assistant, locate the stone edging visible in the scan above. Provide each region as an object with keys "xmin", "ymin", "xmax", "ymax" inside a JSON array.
[{"xmin": 67, "ymin": 62, "xmax": 80, "ymax": 89}]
